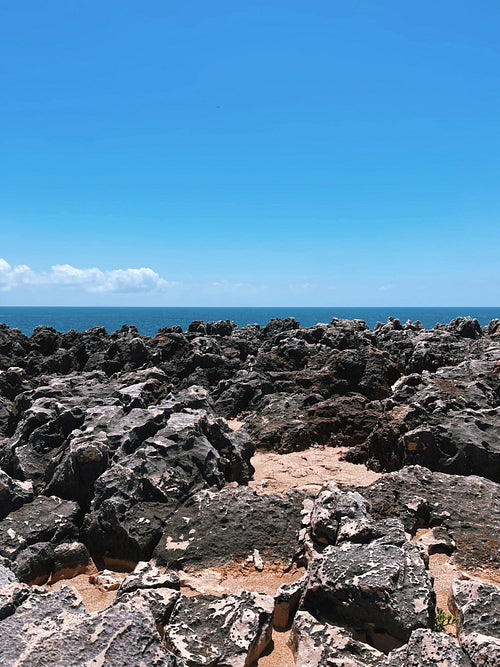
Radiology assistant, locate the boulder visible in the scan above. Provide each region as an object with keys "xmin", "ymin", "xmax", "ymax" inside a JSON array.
[
  {"xmin": 153, "ymin": 485, "xmax": 306, "ymax": 570},
  {"xmin": 0, "ymin": 469, "xmax": 33, "ymax": 520},
  {"xmin": 301, "ymin": 541, "xmax": 435, "ymax": 647},
  {"xmin": 0, "ymin": 584, "xmax": 180, "ymax": 666},
  {"xmin": 165, "ymin": 591, "xmax": 274, "ymax": 666},
  {"xmin": 0, "ymin": 495, "xmax": 80, "ymax": 561},
  {"xmin": 361, "ymin": 466, "xmax": 500, "ymax": 571},
  {"xmin": 387, "ymin": 627, "xmax": 472, "ymax": 666},
  {"xmin": 290, "ymin": 611, "xmax": 387, "ymax": 666},
  {"xmin": 449, "ymin": 577, "xmax": 500, "ymax": 665}
]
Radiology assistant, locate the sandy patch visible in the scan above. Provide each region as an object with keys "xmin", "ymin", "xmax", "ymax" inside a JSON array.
[
  {"xmin": 256, "ymin": 629, "xmax": 294, "ymax": 667},
  {"xmin": 44, "ymin": 571, "xmax": 128, "ymax": 613},
  {"xmin": 179, "ymin": 560, "xmax": 305, "ymax": 598},
  {"xmin": 249, "ymin": 446, "xmax": 381, "ymax": 496}
]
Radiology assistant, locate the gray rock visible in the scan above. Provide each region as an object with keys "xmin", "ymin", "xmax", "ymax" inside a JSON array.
[
  {"xmin": 165, "ymin": 591, "xmax": 274, "ymax": 667},
  {"xmin": 0, "ymin": 469, "xmax": 33, "ymax": 520},
  {"xmin": 153, "ymin": 485, "xmax": 306, "ymax": 569},
  {"xmin": 387, "ymin": 628, "xmax": 472, "ymax": 666},
  {"xmin": 361, "ymin": 465, "xmax": 500, "ymax": 571},
  {"xmin": 301, "ymin": 541, "xmax": 435, "ymax": 646},
  {"xmin": 0, "ymin": 586, "xmax": 180, "ymax": 666},
  {"xmin": 82, "ymin": 498, "xmax": 172, "ymax": 566},
  {"xmin": 0, "ymin": 495, "xmax": 80, "ymax": 560},
  {"xmin": 290, "ymin": 610, "xmax": 387, "ymax": 666},
  {"xmin": 274, "ymin": 574, "xmax": 308, "ymax": 631},
  {"xmin": 11, "ymin": 541, "xmax": 54, "ymax": 584},
  {"xmin": 117, "ymin": 587, "xmax": 180, "ymax": 629},
  {"xmin": 449, "ymin": 577, "xmax": 500, "ymax": 666},
  {"xmin": 115, "ymin": 560, "xmax": 180, "ymax": 599},
  {"xmin": 0, "ymin": 565, "xmax": 31, "ymax": 621},
  {"xmin": 50, "ymin": 542, "xmax": 96, "ymax": 582}
]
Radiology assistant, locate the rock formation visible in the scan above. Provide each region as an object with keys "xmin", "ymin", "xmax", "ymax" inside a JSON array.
[{"xmin": 0, "ymin": 315, "xmax": 499, "ymax": 665}]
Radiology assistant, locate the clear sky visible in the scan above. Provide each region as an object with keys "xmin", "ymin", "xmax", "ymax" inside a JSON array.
[{"xmin": 1, "ymin": 0, "xmax": 499, "ymax": 306}]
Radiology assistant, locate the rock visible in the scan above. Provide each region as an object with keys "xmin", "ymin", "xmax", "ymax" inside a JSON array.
[
  {"xmin": 0, "ymin": 565, "xmax": 31, "ymax": 621},
  {"xmin": 274, "ymin": 574, "xmax": 308, "ymax": 631},
  {"xmin": 387, "ymin": 627, "xmax": 472, "ymax": 666},
  {"xmin": 449, "ymin": 577, "xmax": 500, "ymax": 665},
  {"xmin": 0, "ymin": 495, "xmax": 80, "ymax": 561},
  {"xmin": 301, "ymin": 541, "xmax": 435, "ymax": 647},
  {"xmin": 0, "ymin": 585, "xmax": 180, "ymax": 666},
  {"xmin": 82, "ymin": 498, "xmax": 171, "ymax": 566},
  {"xmin": 50, "ymin": 542, "xmax": 96, "ymax": 582},
  {"xmin": 361, "ymin": 465, "xmax": 500, "ymax": 571},
  {"xmin": 363, "ymin": 347, "xmax": 500, "ymax": 481},
  {"xmin": 165, "ymin": 591, "xmax": 274, "ymax": 666},
  {"xmin": 118, "ymin": 587, "xmax": 181, "ymax": 631},
  {"xmin": 89, "ymin": 569, "xmax": 123, "ymax": 591},
  {"xmin": 290, "ymin": 610, "xmax": 387, "ymax": 666},
  {"xmin": 11, "ymin": 542, "xmax": 55, "ymax": 584},
  {"xmin": 153, "ymin": 486, "xmax": 306, "ymax": 569},
  {"xmin": 0, "ymin": 469, "xmax": 33, "ymax": 520},
  {"xmin": 115, "ymin": 560, "xmax": 180, "ymax": 598}
]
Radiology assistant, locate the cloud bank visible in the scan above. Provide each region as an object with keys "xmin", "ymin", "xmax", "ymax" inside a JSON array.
[{"xmin": 0, "ymin": 258, "xmax": 173, "ymax": 293}]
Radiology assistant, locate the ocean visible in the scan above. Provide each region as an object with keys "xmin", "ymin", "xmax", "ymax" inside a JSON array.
[{"xmin": 0, "ymin": 306, "xmax": 498, "ymax": 337}]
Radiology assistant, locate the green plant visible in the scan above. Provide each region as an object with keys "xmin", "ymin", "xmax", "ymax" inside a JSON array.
[{"xmin": 433, "ymin": 607, "xmax": 458, "ymax": 633}]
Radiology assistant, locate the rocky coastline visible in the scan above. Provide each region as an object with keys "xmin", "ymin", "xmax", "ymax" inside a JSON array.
[{"xmin": 0, "ymin": 315, "xmax": 499, "ymax": 665}]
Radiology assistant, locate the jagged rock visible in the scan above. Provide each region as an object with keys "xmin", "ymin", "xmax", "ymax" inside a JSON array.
[
  {"xmin": 290, "ymin": 611, "xmax": 387, "ymax": 665},
  {"xmin": 11, "ymin": 541, "xmax": 54, "ymax": 584},
  {"xmin": 449, "ymin": 577, "xmax": 500, "ymax": 665},
  {"xmin": 115, "ymin": 561, "xmax": 180, "ymax": 598},
  {"xmin": 274, "ymin": 574, "xmax": 308, "ymax": 631},
  {"xmin": 300, "ymin": 482, "xmax": 408, "ymax": 564},
  {"xmin": 0, "ymin": 584, "xmax": 180, "ymax": 666},
  {"xmin": 0, "ymin": 565, "xmax": 31, "ymax": 621},
  {"xmin": 363, "ymin": 347, "xmax": 500, "ymax": 480},
  {"xmin": 0, "ymin": 318, "xmax": 498, "ymax": 664},
  {"xmin": 50, "ymin": 542, "xmax": 96, "ymax": 582},
  {"xmin": 309, "ymin": 483, "xmax": 370, "ymax": 546},
  {"xmin": 118, "ymin": 587, "xmax": 181, "ymax": 631},
  {"xmin": 301, "ymin": 540, "xmax": 435, "ymax": 647},
  {"xmin": 153, "ymin": 485, "xmax": 306, "ymax": 569},
  {"xmin": 387, "ymin": 627, "xmax": 472, "ymax": 666},
  {"xmin": 165, "ymin": 591, "xmax": 274, "ymax": 666},
  {"xmin": 0, "ymin": 495, "xmax": 80, "ymax": 560},
  {"xmin": 0, "ymin": 469, "xmax": 33, "ymax": 520},
  {"xmin": 361, "ymin": 465, "xmax": 500, "ymax": 571},
  {"xmin": 82, "ymin": 498, "xmax": 171, "ymax": 566}
]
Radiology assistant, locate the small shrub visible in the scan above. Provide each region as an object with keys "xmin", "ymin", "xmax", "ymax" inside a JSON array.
[{"xmin": 434, "ymin": 607, "xmax": 458, "ymax": 633}]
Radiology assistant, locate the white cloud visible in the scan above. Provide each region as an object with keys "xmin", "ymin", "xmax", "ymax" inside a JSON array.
[{"xmin": 0, "ymin": 258, "xmax": 174, "ymax": 293}]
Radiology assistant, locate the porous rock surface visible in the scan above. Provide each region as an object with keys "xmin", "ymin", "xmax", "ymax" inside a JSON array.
[{"xmin": 0, "ymin": 316, "xmax": 498, "ymax": 664}]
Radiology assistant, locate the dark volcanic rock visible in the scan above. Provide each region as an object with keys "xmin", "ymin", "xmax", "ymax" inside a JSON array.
[
  {"xmin": 361, "ymin": 465, "xmax": 500, "ymax": 571},
  {"xmin": 0, "ymin": 469, "xmax": 33, "ymax": 520},
  {"xmin": 449, "ymin": 577, "xmax": 500, "ymax": 665},
  {"xmin": 0, "ymin": 317, "xmax": 499, "ymax": 665},
  {"xmin": 362, "ymin": 346, "xmax": 500, "ymax": 480},
  {"xmin": 0, "ymin": 495, "xmax": 80, "ymax": 561},
  {"xmin": 50, "ymin": 542, "xmax": 95, "ymax": 582},
  {"xmin": 388, "ymin": 628, "xmax": 472, "ymax": 666},
  {"xmin": 301, "ymin": 540, "xmax": 435, "ymax": 646},
  {"xmin": 153, "ymin": 486, "xmax": 306, "ymax": 569},
  {"xmin": 0, "ymin": 581, "xmax": 180, "ymax": 666},
  {"xmin": 165, "ymin": 591, "xmax": 274, "ymax": 667},
  {"xmin": 291, "ymin": 611, "xmax": 388, "ymax": 665}
]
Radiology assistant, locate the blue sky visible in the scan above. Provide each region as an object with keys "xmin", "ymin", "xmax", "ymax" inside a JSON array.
[{"xmin": 1, "ymin": 0, "xmax": 499, "ymax": 306}]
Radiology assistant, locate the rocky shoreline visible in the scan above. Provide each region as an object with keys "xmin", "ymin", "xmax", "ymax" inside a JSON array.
[{"xmin": 0, "ymin": 315, "xmax": 499, "ymax": 665}]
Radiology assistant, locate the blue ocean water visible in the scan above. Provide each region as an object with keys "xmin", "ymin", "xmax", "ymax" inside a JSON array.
[{"xmin": 0, "ymin": 307, "xmax": 498, "ymax": 337}]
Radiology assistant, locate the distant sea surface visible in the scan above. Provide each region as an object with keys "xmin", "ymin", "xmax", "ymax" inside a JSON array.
[{"xmin": 0, "ymin": 307, "xmax": 499, "ymax": 337}]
